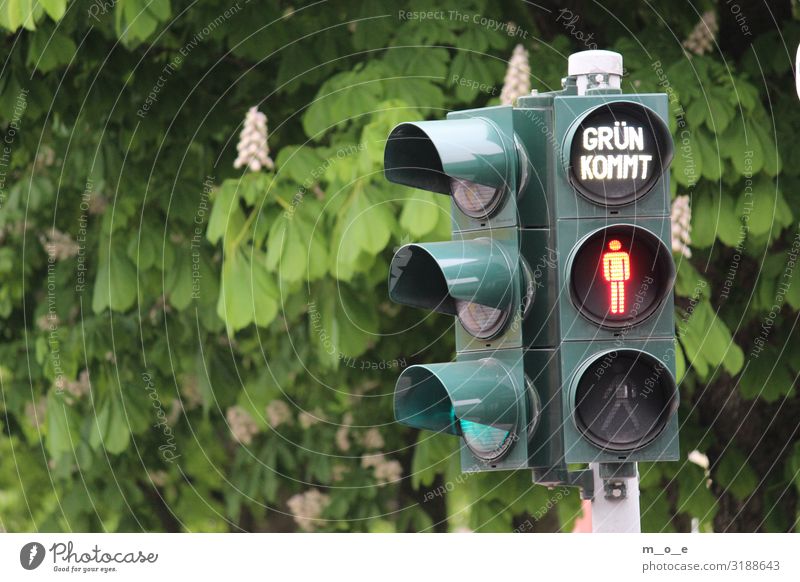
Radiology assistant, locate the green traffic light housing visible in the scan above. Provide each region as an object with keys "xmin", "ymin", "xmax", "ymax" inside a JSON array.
[
  {"xmin": 388, "ymin": 230, "xmax": 529, "ymax": 350},
  {"xmin": 384, "ymin": 106, "xmax": 524, "ymax": 230},
  {"xmin": 385, "ymin": 50, "xmax": 681, "ymax": 488},
  {"xmin": 394, "ymin": 350, "xmax": 539, "ymax": 469}
]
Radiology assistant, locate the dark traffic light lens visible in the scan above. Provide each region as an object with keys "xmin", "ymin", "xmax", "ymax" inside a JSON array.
[
  {"xmin": 569, "ymin": 225, "xmax": 673, "ymax": 328},
  {"xmin": 566, "ymin": 102, "xmax": 673, "ymax": 206},
  {"xmin": 573, "ymin": 350, "xmax": 677, "ymax": 452},
  {"xmin": 450, "ymin": 177, "xmax": 504, "ymax": 218},
  {"xmin": 455, "ymin": 299, "xmax": 510, "ymax": 339}
]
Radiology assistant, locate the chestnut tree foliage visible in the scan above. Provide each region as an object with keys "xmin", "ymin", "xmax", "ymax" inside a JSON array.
[{"xmin": 1, "ymin": 0, "xmax": 799, "ymax": 532}]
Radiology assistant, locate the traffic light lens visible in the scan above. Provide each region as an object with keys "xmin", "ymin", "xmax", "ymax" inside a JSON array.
[
  {"xmin": 566, "ymin": 102, "xmax": 673, "ymax": 206},
  {"xmin": 459, "ymin": 418, "xmax": 514, "ymax": 461},
  {"xmin": 574, "ymin": 350, "xmax": 677, "ymax": 451},
  {"xmin": 455, "ymin": 299, "xmax": 509, "ymax": 339},
  {"xmin": 570, "ymin": 225, "xmax": 673, "ymax": 328},
  {"xmin": 450, "ymin": 178, "xmax": 503, "ymax": 218}
]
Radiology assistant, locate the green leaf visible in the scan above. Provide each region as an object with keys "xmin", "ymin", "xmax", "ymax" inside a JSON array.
[
  {"xmin": 275, "ymin": 146, "xmax": 324, "ymax": 184},
  {"xmin": 751, "ymin": 119, "xmax": 781, "ymax": 177},
  {"xmin": 400, "ymin": 190, "xmax": 443, "ymax": 238},
  {"xmin": 714, "ymin": 448, "xmax": 758, "ymax": 501},
  {"xmin": 27, "ymin": 29, "xmax": 77, "ymax": 73},
  {"xmin": 266, "ymin": 214, "xmax": 307, "ymax": 283},
  {"xmin": 116, "ymin": 0, "xmax": 163, "ymax": 44},
  {"xmin": 677, "ymin": 463, "xmax": 718, "ymax": 525},
  {"xmin": 739, "ymin": 350, "xmax": 795, "ymax": 402},
  {"xmin": 92, "ymin": 243, "xmax": 137, "ymax": 313},
  {"xmin": 46, "ymin": 391, "xmax": 79, "ymax": 458},
  {"xmin": 695, "ymin": 132, "xmax": 721, "ymax": 181},
  {"xmin": 303, "ymin": 67, "xmax": 384, "ymax": 139},
  {"xmin": 0, "ymin": 0, "xmax": 36, "ymax": 31},
  {"xmin": 88, "ymin": 398, "xmax": 111, "ymax": 451},
  {"xmin": 38, "ymin": 0, "xmax": 66, "ymax": 20},
  {"xmin": 706, "ymin": 88, "xmax": 734, "ymax": 133},
  {"xmin": 449, "ymin": 52, "xmax": 499, "ymax": 102},
  {"xmin": 206, "ymin": 181, "xmax": 244, "ymax": 246},
  {"xmin": 345, "ymin": 190, "xmax": 394, "ymax": 255},
  {"xmin": 671, "ymin": 128, "xmax": 702, "ymax": 188},
  {"xmin": 689, "ymin": 192, "xmax": 715, "ymax": 249},
  {"xmin": 674, "ymin": 341, "xmax": 686, "ymax": 383},
  {"xmin": 166, "ymin": 249, "xmax": 194, "ymax": 311},
  {"xmin": 740, "ymin": 176, "xmax": 777, "ymax": 237},
  {"xmin": 217, "ymin": 250, "xmax": 278, "ymax": 332},
  {"xmin": 716, "ymin": 193, "xmax": 743, "ymax": 248}
]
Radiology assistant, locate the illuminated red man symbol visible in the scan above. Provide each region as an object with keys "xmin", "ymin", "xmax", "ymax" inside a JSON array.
[{"xmin": 602, "ymin": 239, "xmax": 631, "ymax": 314}]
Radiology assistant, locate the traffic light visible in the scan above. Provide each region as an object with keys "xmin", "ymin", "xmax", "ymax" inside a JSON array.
[
  {"xmin": 385, "ymin": 106, "xmax": 543, "ymax": 471},
  {"xmin": 384, "ymin": 50, "xmax": 679, "ymax": 482},
  {"xmin": 547, "ymin": 52, "xmax": 679, "ymax": 464}
]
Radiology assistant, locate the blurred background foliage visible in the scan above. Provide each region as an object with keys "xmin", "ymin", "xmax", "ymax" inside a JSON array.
[{"xmin": 1, "ymin": 0, "xmax": 800, "ymax": 532}]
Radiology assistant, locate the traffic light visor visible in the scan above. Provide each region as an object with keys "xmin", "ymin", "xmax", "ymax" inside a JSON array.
[
  {"xmin": 394, "ymin": 359, "xmax": 523, "ymax": 460},
  {"xmin": 388, "ymin": 239, "xmax": 516, "ymax": 338},
  {"xmin": 384, "ymin": 119, "xmax": 513, "ymax": 217}
]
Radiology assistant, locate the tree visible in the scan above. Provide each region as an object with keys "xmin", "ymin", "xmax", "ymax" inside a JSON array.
[{"xmin": 0, "ymin": 0, "xmax": 798, "ymax": 532}]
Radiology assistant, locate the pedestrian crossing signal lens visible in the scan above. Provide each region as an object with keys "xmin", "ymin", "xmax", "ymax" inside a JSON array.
[
  {"xmin": 570, "ymin": 226, "xmax": 673, "ymax": 329},
  {"xmin": 574, "ymin": 350, "xmax": 677, "ymax": 451}
]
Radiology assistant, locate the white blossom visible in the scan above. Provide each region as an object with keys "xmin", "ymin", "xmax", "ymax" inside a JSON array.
[
  {"xmin": 40, "ymin": 228, "xmax": 79, "ymax": 261},
  {"xmin": 64, "ymin": 369, "xmax": 91, "ymax": 399},
  {"xmin": 226, "ymin": 405, "xmax": 260, "ymax": 445},
  {"xmin": 683, "ymin": 11, "xmax": 717, "ymax": 56},
  {"xmin": 671, "ymin": 195, "xmax": 692, "ymax": 258},
  {"xmin": 266, "ymin": 399, "xmax": 292, "ymax": 428},
  {"xmin": 362, "ymin": 453, "xmax": 403, "ymax": 484},
  {"xmin": 287, "ymin": 488, "xmax": 330, "ymax": 531},
  {"xmin": 233, "ymin": 106, "xmax": 274, "ymax": 172},
  {"xmin": 335, "ymin": 413, "xmax": 352, "ymax": 452},
  {"xmin": 25, "ymin": 399, "xmax": 46, "ymax": 430},
  {"xmin": 361, "ymin": 427, "xmax": 385, "ymax": 450},
  {"xmin": 500, "ymin": 44, "xmax": 531, "ymax": 106}
]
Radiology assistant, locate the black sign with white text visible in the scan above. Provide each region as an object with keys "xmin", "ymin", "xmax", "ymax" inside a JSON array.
[{"xmin": 567, "ymin": 102, "xmax": 673, "ymax": 206}]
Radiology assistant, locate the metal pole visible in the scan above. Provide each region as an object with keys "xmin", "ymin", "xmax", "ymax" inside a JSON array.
[{"xmin": 590, "ymin": 462, "xmax": 641, "ymax": 533}]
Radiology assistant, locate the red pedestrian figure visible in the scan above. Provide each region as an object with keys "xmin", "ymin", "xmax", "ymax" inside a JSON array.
[{"xmin": 602, "ymin": 240, "xmax": 631, "ymax": 314}]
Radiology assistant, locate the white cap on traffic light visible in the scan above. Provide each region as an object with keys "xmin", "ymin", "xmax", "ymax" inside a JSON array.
[{"xmin": 568, "ymin": 50, "xmax": 623, "ymax": 95}]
